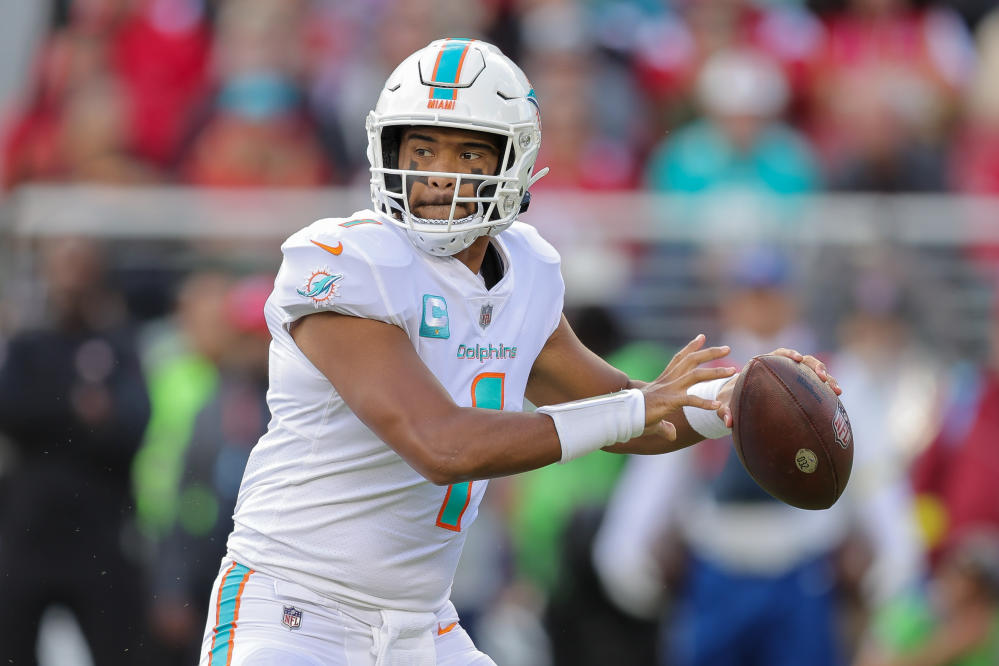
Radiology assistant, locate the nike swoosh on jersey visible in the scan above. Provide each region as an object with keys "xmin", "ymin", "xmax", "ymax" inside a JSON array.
[
  {"xmin": 437, "ymin": 622, "xmax": 458, "ymax": 636},
  {"xmin": 311, "ymin": 240, "xmax": 343, "ymax": 255}
]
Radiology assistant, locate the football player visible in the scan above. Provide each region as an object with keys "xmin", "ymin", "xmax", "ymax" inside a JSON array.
[{"xmin": 198, "ymin": 39, "xmax": 838, "ymax": 665}]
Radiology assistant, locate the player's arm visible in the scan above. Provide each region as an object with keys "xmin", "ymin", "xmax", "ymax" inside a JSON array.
[
  {"xmin": 526, "ymin": 314, "xmax": 736, "ymax": 454},
  {"xmin": 290, "ymin": 311, "xmax": 727, "ymax": 483},
  {"xmin": 293, "ymin": 311, "xmax": 561, "ymax": 484}
]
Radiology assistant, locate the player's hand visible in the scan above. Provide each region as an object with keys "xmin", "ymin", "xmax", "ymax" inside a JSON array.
[
  {"xmin": 642, "ymin": 334, "xmax": 738, "ymax": 440},
  {"xmin": 770, "ymin": 348, "xmax": 842, "ymax": 394},
  {"xmin": 717, "ymin": 348, "xmax": 842, "ymax": 429}
]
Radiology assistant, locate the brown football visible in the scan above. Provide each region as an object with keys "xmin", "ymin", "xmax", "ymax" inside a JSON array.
[{"xmin": 730, "ymin": 354, "xmax": 854, "ymax": 510}]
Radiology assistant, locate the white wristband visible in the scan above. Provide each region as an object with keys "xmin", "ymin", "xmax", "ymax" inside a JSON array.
[
  {"xmin": 536, "ymin": 389, "xmax": 646, "ymax": 464},
  {"xmin": 682, "ymin": 376, "xmax": 733, "ymax": 440}
]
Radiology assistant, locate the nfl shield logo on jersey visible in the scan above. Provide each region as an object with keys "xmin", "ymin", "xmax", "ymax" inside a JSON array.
[
  {"xmin": 479, "ymin": 304, "xmax": 493, "ymax": 329},
  {"xmin": 282, "ymin": 605, "xmax": 303, "ymax": 630}
]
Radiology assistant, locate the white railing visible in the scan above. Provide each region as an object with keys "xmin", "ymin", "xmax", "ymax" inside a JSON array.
[
  {"xmin": 2, "ymin": 185, "xmax": 998, "ymax": 359},
  {"xmin": 5, "ymin": 185, "xmax": 999, "ymax": 244}
]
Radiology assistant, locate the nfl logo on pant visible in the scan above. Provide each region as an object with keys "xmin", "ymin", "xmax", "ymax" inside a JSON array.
[{"xmin": 282, "ymin": 605, "xmax": 303, "ymax": 630}]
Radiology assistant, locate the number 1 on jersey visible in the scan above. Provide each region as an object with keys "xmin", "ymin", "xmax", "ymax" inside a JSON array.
[{"xmin": 435, "ymin": 373, "xmax": 505, "ymax": 531}]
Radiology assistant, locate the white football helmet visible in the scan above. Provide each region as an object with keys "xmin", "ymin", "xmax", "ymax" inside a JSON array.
[{"xmin": 366, "ymin": 38, "xmax": 547, "ymax": 256}]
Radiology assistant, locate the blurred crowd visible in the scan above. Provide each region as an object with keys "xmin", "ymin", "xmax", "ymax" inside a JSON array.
[
  {"xmin": 3, "ymin": 0, "xmax": 999, "ymax": 665},
  {"xmin": 2, "ymin": 0, "xmax": 999, "ymax": 196}
]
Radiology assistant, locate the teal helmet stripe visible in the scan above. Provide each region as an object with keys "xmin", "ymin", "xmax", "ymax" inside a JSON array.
[{"xmin": 430, "ymin": 38, "xmax": 474, "ymax": 101}]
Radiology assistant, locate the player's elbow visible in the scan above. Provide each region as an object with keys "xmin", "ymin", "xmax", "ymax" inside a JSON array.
[
  {"xmin": 410, "ymin": 448, "xmax": 468, "ymax": 486},
  {"xmin": 386, "ymin": 414, "xmax": 471, "ymax": 485},
  {"xmin": 423, "ymin": 463, "xmax": 462, "ymax": 486},
  {"xmin": 415, "ymin": 439, "xmax": 470, "ymax": 486}
]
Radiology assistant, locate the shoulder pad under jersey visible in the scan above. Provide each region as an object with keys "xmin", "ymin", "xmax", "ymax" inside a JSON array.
[
  {"xmin": 503, "ymin": 221, "xmax": 562, "ymax": 265},
  {"xmin": 270, "ymin": 212, "xmax": 417, "ymax": 328}
]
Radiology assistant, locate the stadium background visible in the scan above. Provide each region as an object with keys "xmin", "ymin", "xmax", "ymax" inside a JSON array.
[{"xmin": 1, "ymin": 0, "xmax": 999, "ymax": 664}]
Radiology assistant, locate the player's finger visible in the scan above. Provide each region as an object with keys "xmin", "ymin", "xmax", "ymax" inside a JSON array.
[
  {"xmin": 660, "ymin": 419, "xmax": 678, "ymax": 442},
  {"xmin": 687, "ymin": 345, "xmax": 732, "ymax": 368},
  {"xmin": 668, "ymin": 345, "xmax": 732, "ymax": 377},
  {"xmin": 801, "ymin": 355, "xmax": 829, "ymax": 381},
  {"xmin": 679, "ymin": 365, "xmax": 738, "ymax": 388},
  {"xmin": 772, "ymin": 348, "xmax": 804, "ymax": 362},
  {"xmin": 717, "ymin": 405, "xmax": 733, "ymax": 428},
  {"xmin": 683, "ymin": 395, "xmax": 722, "ymax": 411},
  {"xmin": 664, "ymin": 334, "xmax": 706, "ymax": 373}
]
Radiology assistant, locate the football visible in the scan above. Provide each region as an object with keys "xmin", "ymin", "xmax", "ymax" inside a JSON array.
[{"xmin": 729, "ymin": 354, "xmax": 854, "ymax": 510}]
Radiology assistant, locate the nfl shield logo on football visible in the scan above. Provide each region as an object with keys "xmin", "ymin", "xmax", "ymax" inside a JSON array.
[
  {"xmin": 282, "ymin": 605, "xmax": 303, "ymax": 630},
  {"xmin": 479, "ymin": 303, "xmax": 493, "ymax": 329},
  {"xmin": 832, "ymin": 401, "xmax": 852, "ymax": 449}
]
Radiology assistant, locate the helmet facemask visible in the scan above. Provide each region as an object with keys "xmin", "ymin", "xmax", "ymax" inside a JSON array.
[{"xmin": 371, "ymin": 123, "xmax": 530, "ymax": 256}]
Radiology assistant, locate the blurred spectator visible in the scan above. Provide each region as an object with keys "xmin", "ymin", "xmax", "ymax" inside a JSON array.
[
  {"xmin": 147, "ymin": 274, "xmax": 272, "ymax": 662},
  {"xmin": 306, "ymin": 0, "xmax": 484, "ymax": 177},
  {"xmin": 512, "ymin": 305, "xmax": 668, "ymax": 593},
  {"xmin": 949, "ymin": 8, "xmax": 999, "ymax": 274},
  {"xmin": 951, "ymin": 8, "xmax": 999, "ymax": 194},
  {"xmin": 832, "ymin": 261, "xmax": 944, "ymax": 465},
  {"xmin": 132, "ymin": 271, "xmax": 232, "ymax": 541},
  {"xmin": 520, "ymin": 305, "xmax": 668, "ymax": 666},
  {"xmin": 110, "ymin": 0, "xmax": 213, "ymax": 167},
  {"xmin": 592, "ymin": 248, "xmax": 858, "ymax": 666},
  {"xmin": 1, "ymin": 0, "xmax": 215, "ymax": 187},
  {"xmin": 628, "ymin": 0, "xmax": 824, "ymax": 133},
  {"xmin": 59, "ymin": 73, "xmax": 162, "ymax": 183},
  {"xmin": 808, "ymin": 0, "xmax": 976, "ymax": 191},
  {"xmin": 827, "ymin": 262, "xmax": 938, "ymax": 649},
  {"xmin": 714, "ymin": 246, "xmax": 817, "ymax": 357},
  {"xmin": 912, "ymin": 281, "xmax": 999, "ymax": 566},
  {"xmin": 174, "ymin": 0, "xmax": 334, "ymax": 186},
  {"xmin": 467, "ymin": 304, "xmax": 670, "ymax": 666},
  {"xmin": 1, "ymin": 0, "xmax": 145, "ymax": 188},
  {"xmin": 645, "ymin": 48, "xmax": 820, "ymax": 202},
  {"xmin": 528, "ymin": 52, "xmax": 642, "ymax": 190},
  {"xmin": 0, "ymin": 237, "xmax": 151, "ymax": 664},
  {"xmin": 520, "ymin": 1, "xmax": 645, "ymax": 189},
  {"xmin": 854, "ymin": 530, "xmax": 999, "ymax": 666}
]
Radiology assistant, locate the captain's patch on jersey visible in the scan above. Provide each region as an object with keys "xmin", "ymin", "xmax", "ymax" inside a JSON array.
[
  {"xmin": 420, "ymin": 294, "xmax": 450, "ymax": 339},
  {"xmin": 297, "ymin": 267, "xmax": 343, "ymax": 307}
]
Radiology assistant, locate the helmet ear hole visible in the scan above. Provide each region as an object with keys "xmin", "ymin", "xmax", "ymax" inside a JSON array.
[{"xmin": 519, "ymin": 191, "xmax": 532, "ymax": 214}]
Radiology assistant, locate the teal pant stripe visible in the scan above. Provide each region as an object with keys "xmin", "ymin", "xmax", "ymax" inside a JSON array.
[{"xmin": 210, "ymin": 563, "xmax": 252, "ymax": 664}]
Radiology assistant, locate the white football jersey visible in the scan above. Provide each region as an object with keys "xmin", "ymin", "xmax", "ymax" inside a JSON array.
[{"xmin": 226, "ymin": 210, "xmax": 564, "ymax": 613}]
